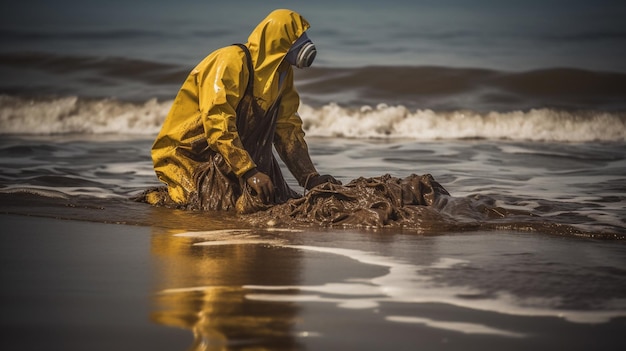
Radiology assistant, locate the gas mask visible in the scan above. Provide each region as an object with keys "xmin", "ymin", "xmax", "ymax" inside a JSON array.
[{"xmin": 285, "ymin": 32, "xmax": 316, "ymax": 69}]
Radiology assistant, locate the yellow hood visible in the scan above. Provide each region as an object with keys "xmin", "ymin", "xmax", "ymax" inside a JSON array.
[{"xmin": 246, "ymin": 9, "xmax": 310, "ymax": 97}]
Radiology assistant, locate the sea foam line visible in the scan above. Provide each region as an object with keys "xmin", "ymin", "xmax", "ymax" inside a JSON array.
[
  {"xmin": 2, "ymin": 95, "xmax": 624, "ymax": 141},
  {"xmin": 158, "ymin": 239, "xmax": 626, "ymax": 328},
  {"xmin": 243, "ymin": 245, "xmax": 626, "ymax": 325},
  {"xmin": 299, "ymin": 103, "xmax": 626, "ymax": 141}
]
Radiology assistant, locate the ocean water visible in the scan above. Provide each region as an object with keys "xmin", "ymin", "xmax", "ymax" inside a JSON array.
[{"xmin": 1, "ymin": 1, "xmax": 626, "ymax": 349}]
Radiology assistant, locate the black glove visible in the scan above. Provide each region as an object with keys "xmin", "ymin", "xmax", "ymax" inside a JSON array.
[
  {"xmin": 306, "ymin": 174, "xmax": 341, "ymax": 190},
  {"xmin": 245, "ymin": 169, "xmax": 275, "ymax": 203}
]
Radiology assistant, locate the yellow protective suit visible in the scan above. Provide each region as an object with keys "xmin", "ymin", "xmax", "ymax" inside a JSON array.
[{"xmin": 150, "ymin": 9, "xmax": 319, "ymax": 211}]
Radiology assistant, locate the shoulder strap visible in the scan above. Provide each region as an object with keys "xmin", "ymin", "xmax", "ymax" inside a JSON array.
[{"xmin": 233, "ymin": 43, "xmax": 254, "ymax": 95}]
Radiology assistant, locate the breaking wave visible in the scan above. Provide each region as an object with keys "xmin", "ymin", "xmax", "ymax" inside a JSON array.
[
  {"xmin": 299, "ymin": 103, "xmax": 626, "ymax": 142},
  {"xmin": 1, "ymin": 95, "xmax": 624, "ymax": 142},
  {"xmin": 0, "ymin": 95, "xmax": 168, "ymax": 135}
]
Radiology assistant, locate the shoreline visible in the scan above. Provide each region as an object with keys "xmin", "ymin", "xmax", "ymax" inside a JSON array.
[
  {"xmin": 1, "ymin": 213, "xmax": 625, "ymax": 350},
  {"xmin": 2, "ymin": 189, "xmax": 624, "ymax": 240}
]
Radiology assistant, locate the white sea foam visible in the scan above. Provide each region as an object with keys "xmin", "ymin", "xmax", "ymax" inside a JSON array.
[
  {"xmin": 0, "ymin": 184, "xmax": 120, "ymax": 198},
  {"xmin": 174, "ymin": 229, "xmax": 254, "ymax": 238},
  {"xmin": 299, "ymin": 103, "xmax": 626, "ymax": 141},
  {"xmin": 0, "ymin": 95, "xmax": 170, "ymax": 135},
  {"xmin": 2, "ymin": 95, "xmax": 624, "ymax": 141},
  {"xmin": 0, "ymin": 186, "xmax": 70, "ymax": 199},
  {"xmin": 386, "ymin": 316, "xmax": 526, "ymax": 338},
  {"xmin": 242, "ymin": 245, "xmax": 626, "ymax": 326},
  {"xmin": 159, "ymin": 240, "xmax": 626, "ymax": 329},
  {"xmin": 174, "ymin": 228, "xmax": 300, "ymax": 246}
]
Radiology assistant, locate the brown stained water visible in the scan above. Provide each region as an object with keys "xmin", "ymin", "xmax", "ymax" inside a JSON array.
[
  {"xmin": 0, "ymin": 135, "xmax": 625, "ymax": 350},
  {"xmin": 0, "ymin": 135, "xmax": 623, "ymax": 237}
]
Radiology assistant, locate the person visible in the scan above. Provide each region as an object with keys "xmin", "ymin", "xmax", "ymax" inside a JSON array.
[{"xmin": 148, "ymin": 9, "xmax": 340, "ymax": 213}]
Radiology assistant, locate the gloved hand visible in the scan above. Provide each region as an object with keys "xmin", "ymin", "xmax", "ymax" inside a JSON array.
[
  {"xmin": 306, "ymin": 174, "xmax": 341, "ymax": 190},
  {"xmin": 245, "ymin": 170, "xmax": 275, "ymax": 203}
]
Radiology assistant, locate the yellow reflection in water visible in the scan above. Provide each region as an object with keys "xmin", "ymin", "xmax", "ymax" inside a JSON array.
[{"xmin": 150, "ymin": 226, "xmax": 302, "ymax": 351}]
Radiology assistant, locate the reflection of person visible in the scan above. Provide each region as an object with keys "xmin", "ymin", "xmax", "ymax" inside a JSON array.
[
  {"xmin": 149, "ymin": 9, "xmax": 340, "ymax": 212},
  {"xmin": 150, "ymin": 229, "xmax": 302, "ymax": 350}
]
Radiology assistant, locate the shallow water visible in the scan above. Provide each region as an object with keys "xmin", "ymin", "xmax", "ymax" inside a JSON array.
[
  {"xmin": 4, "ymin": 214, "xmax": 624, "ymax": 350},
  {"xmin": 1, "ymin": 135, "xmax": 623, "ymax": 237},
  {"xmin": 152, "ymin": 227, "xmax": 626, "ymax": 350}
]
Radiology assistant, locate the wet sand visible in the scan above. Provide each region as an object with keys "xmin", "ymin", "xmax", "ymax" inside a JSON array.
[
  {"xmin": 1, "ymin": 214, "xmax": 625, "ymax": 351},
  {"xmin": 0, "ymin": 214, "xmax": 189, "ymax": 350}
]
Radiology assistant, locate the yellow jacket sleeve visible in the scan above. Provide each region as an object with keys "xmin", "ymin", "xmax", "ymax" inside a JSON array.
[{"xmin": 197, "ymin": 49, "xmax": 257, "ymax": 177}]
